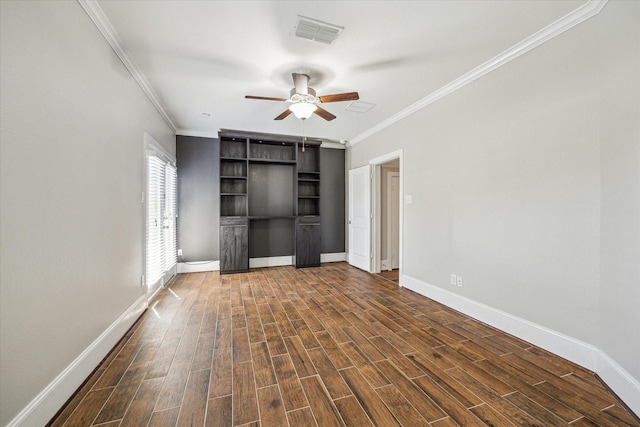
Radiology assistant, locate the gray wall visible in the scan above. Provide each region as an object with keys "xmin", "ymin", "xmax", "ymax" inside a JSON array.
[
  {"xmin": 176, "ymin": 136, "xmax": 219, "ymax": 261},
  {"xmin": 597, "ymin": 0, "xmax": 640, "ymax": 398},
  {"xmin": 348, "ymin": 0, "xmax": 639, "ymax": 409},
  {"xmin": 176, "ymin": 137, "xmax": 346, "ymax": 261},
  {"xmin": 0, "ymin": 1, "xmax": 175, "ymax": 424}
]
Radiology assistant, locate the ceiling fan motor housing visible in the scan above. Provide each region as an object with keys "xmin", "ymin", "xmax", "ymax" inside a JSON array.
[{"xmin": 290, "ymin": 88, "xmax": 317, "ymax": 104}]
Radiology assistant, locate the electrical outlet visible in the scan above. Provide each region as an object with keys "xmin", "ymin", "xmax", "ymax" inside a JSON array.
[
  {"xmin": 457, "ymin": 276, "xmax": 463, "ymax": 288},
  {"xmin": 450, "ymin": 274, "xmax": 457, "ymax": 286},
  {"xmin": 177, "ymin": 249, "xmax": 183, "ymax": 257}
]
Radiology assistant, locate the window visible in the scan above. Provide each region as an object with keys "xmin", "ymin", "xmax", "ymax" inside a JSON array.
[{"xmin": 145, "ymin": 137, "xmax": 177, "ymax": 290}]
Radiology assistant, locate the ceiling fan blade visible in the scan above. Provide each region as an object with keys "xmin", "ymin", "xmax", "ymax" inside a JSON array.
[
  {"xmin": 292, "ymin": 73, "xmax": 309, "ymax": 95},
  {"xmin": 245, "ymin": 95, "xmax": 288, "ymax": 102},
  {"xmin": 318, "ymin": 92, "xmax": 360, "ymax": 103},
  {"xmin": 314, "ymin": 106, "xmax": 336, "ymax": 121},
  {"xmin": 274, "ymin": 109, "xmax": 293, "ymax": 120}
]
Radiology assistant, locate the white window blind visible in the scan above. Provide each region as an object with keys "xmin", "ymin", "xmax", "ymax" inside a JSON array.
[
  {"xmin": 146, "ymin": 152, "xmax": 177, "ymax": 287},
  {"xmin": 164, "ymin": 163, "xmax": 177, "ymax": 270}
]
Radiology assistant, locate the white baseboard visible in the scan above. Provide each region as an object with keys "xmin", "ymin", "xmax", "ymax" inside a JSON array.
[
  {"xmin": 7, "ymin": 294, "xmax": 148, "ymax": 427},
  {"xmin": 177, "ymin": 253, "xmax": 347, "ymax": 273},
  {"xmin": 597, "ymin": 352, "xmax": 640, "ymax": 416},
  {"xmin": 401, "ymin": 274, "xmax": 640, "ymax": 417},
  {"xmin": 321, "ymin": 252, "xmax": 347, "ymax": 263},
  {"xmin": 250, "ymin": 256, "xmax": 293, "ymax": 268},
  {"xmin": 177, "ymin": 260, "xmax": 219, "ymax": 273}
]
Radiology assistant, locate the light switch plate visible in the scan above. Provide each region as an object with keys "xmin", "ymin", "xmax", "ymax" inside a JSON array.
[{"xmin": 405, "ymin": 195, "xmax": 413, "ymax": 204}]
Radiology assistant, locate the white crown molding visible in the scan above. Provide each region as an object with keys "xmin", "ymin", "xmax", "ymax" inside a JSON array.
[
  {"xmin": 320, "ymin": 141, "xmax": 346, "ymax": 150},
  {"xmin": 77, "ymin": 0, "xmax": 177, "ymax": 133},
  {"xmin": 177, "ymin": 129, "xmax": 347, "ymax": 150},
  {"xmin": 348, "ymin": 0, "xmax": 608, "ymax": 147},
  {"xmin": 177, "ymin": 129, "xmax": 221, "ymax": 139}
]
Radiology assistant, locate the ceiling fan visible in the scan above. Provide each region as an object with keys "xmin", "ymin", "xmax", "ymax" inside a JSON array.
[{"xmin": 245, "ymin": 73, "xmax": 359, "ymax": 121}]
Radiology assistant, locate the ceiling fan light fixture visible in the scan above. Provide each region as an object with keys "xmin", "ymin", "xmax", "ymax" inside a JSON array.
[{"xmin": 289, "ymin": 102, "xmax": 317, "ymax": 120}]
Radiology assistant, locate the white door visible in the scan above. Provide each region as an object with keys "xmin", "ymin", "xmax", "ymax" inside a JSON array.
[{"xmin": 348, "ymin": 165, "xmax": 371, "ymax": 272}]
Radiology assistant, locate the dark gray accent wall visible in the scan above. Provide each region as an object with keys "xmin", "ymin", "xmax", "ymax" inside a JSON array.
[
  {"xmin": 177, "ymin": 136, "xmax": 345, "ymax": 261},
  {"xmin": 320, "ymin": 148, "xmax": 346, "ymax": 253},
  {"xmin": 248, "ymin": 164, "xmax": 296, "ymax": 217},
  {"xmin": 249, "ymin": 219, "xmax": 294, "ymax": 258},
  {"xmin": 176, "ymin": 135, "xmax": 218, "ymax": 261}
]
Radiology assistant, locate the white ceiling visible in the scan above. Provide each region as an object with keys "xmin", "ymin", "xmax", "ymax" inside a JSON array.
[{"xmin": 94, "ymin": 0, "xmax": 585, "ymax": 143}]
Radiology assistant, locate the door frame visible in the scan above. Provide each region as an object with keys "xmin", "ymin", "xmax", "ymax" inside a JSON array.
[{"xmin": 370, "ymin": 150, "xmax": 403, "ymax": 281}]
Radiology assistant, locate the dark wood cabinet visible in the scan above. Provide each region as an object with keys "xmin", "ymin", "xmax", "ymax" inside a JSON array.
[
  {"xmin": 219, "ymin": 131, "xmax": 322, "ymax": 272},
  {"xmin": 220, "ymin": 217, "xmax": 248, "ymax": 273},
  {"xmin": 295, "ymin": 217, "xmax": 321, "ymax": 267}
]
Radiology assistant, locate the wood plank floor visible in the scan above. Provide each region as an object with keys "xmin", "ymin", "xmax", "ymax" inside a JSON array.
[
  {"xmin": 376, "ymin": 269, "xmax": 399, "ymax": 284},
  {"xmin": 48, "ymin": 263, "xmax": 639, "ymax": 426}
]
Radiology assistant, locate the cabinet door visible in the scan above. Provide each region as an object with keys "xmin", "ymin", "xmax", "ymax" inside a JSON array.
[
  {"xmin": 220, "ymin": 223, "xmax": 248, "ymax": 273},
  {"xmin": 296, "ymin": 222, "xmax": 321, "ymax": 267}
]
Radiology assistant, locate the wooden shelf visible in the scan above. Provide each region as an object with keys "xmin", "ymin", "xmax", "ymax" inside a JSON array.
[
  {"xmin": 249, "ymin": 215, "xmax": 296, "ymax": 220},
  {"xmin": 249, "ymin": 158, "xmax": 296, "ymax": 165},
  {"xmin": 220, "ymin": 156, "xmax": 247, "ymax": 161}
]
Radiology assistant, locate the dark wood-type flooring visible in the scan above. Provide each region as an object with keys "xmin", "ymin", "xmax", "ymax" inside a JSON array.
[
  {"xmin": 376, "ymin": 269, "xmax": 399, "ymax": 284},
  {"xmin": 49, "ymin": 262, "xmax": 639, "ymax": 426}
]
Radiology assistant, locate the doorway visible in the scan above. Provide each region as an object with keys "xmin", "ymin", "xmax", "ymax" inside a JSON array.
[
  {"xmin": 144, "ymin": 133, "xmax": 177, "ymax": 302},
  {"xmin": 349, "ymin": 150, "xmax": 403, "ymax": 284},
  {"xmin": 380, "ymin": 164, "xmax": 400, "ymax": 272},
  {"xmin": 372, "ymin": 151, "xmax": 402, "ymax": 282}
]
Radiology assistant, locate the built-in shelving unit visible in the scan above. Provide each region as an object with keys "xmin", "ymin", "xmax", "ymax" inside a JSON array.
[
  {"xmin": 295, "ymin": 142, "xmax": 321, "ymax": 267},
  {"xmin": 219, "ymin": 131, "xmax": 322, "ymax": 273},
  {"xmin": 220, "ymin": 137, "xmax": 248, "ymax": 218},
  {"xmin": 219, "ymin": 136, "xmax": 249, "ymax": 273}
]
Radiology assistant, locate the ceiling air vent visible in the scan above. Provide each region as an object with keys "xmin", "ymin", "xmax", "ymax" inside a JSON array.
[
  {"xmin": 345, "ymin": 101, "xmax": 376, "ymax": 113},
  {"xmin": 294, "ymin": 16, "xmax": 343, "ymax": 45}
]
